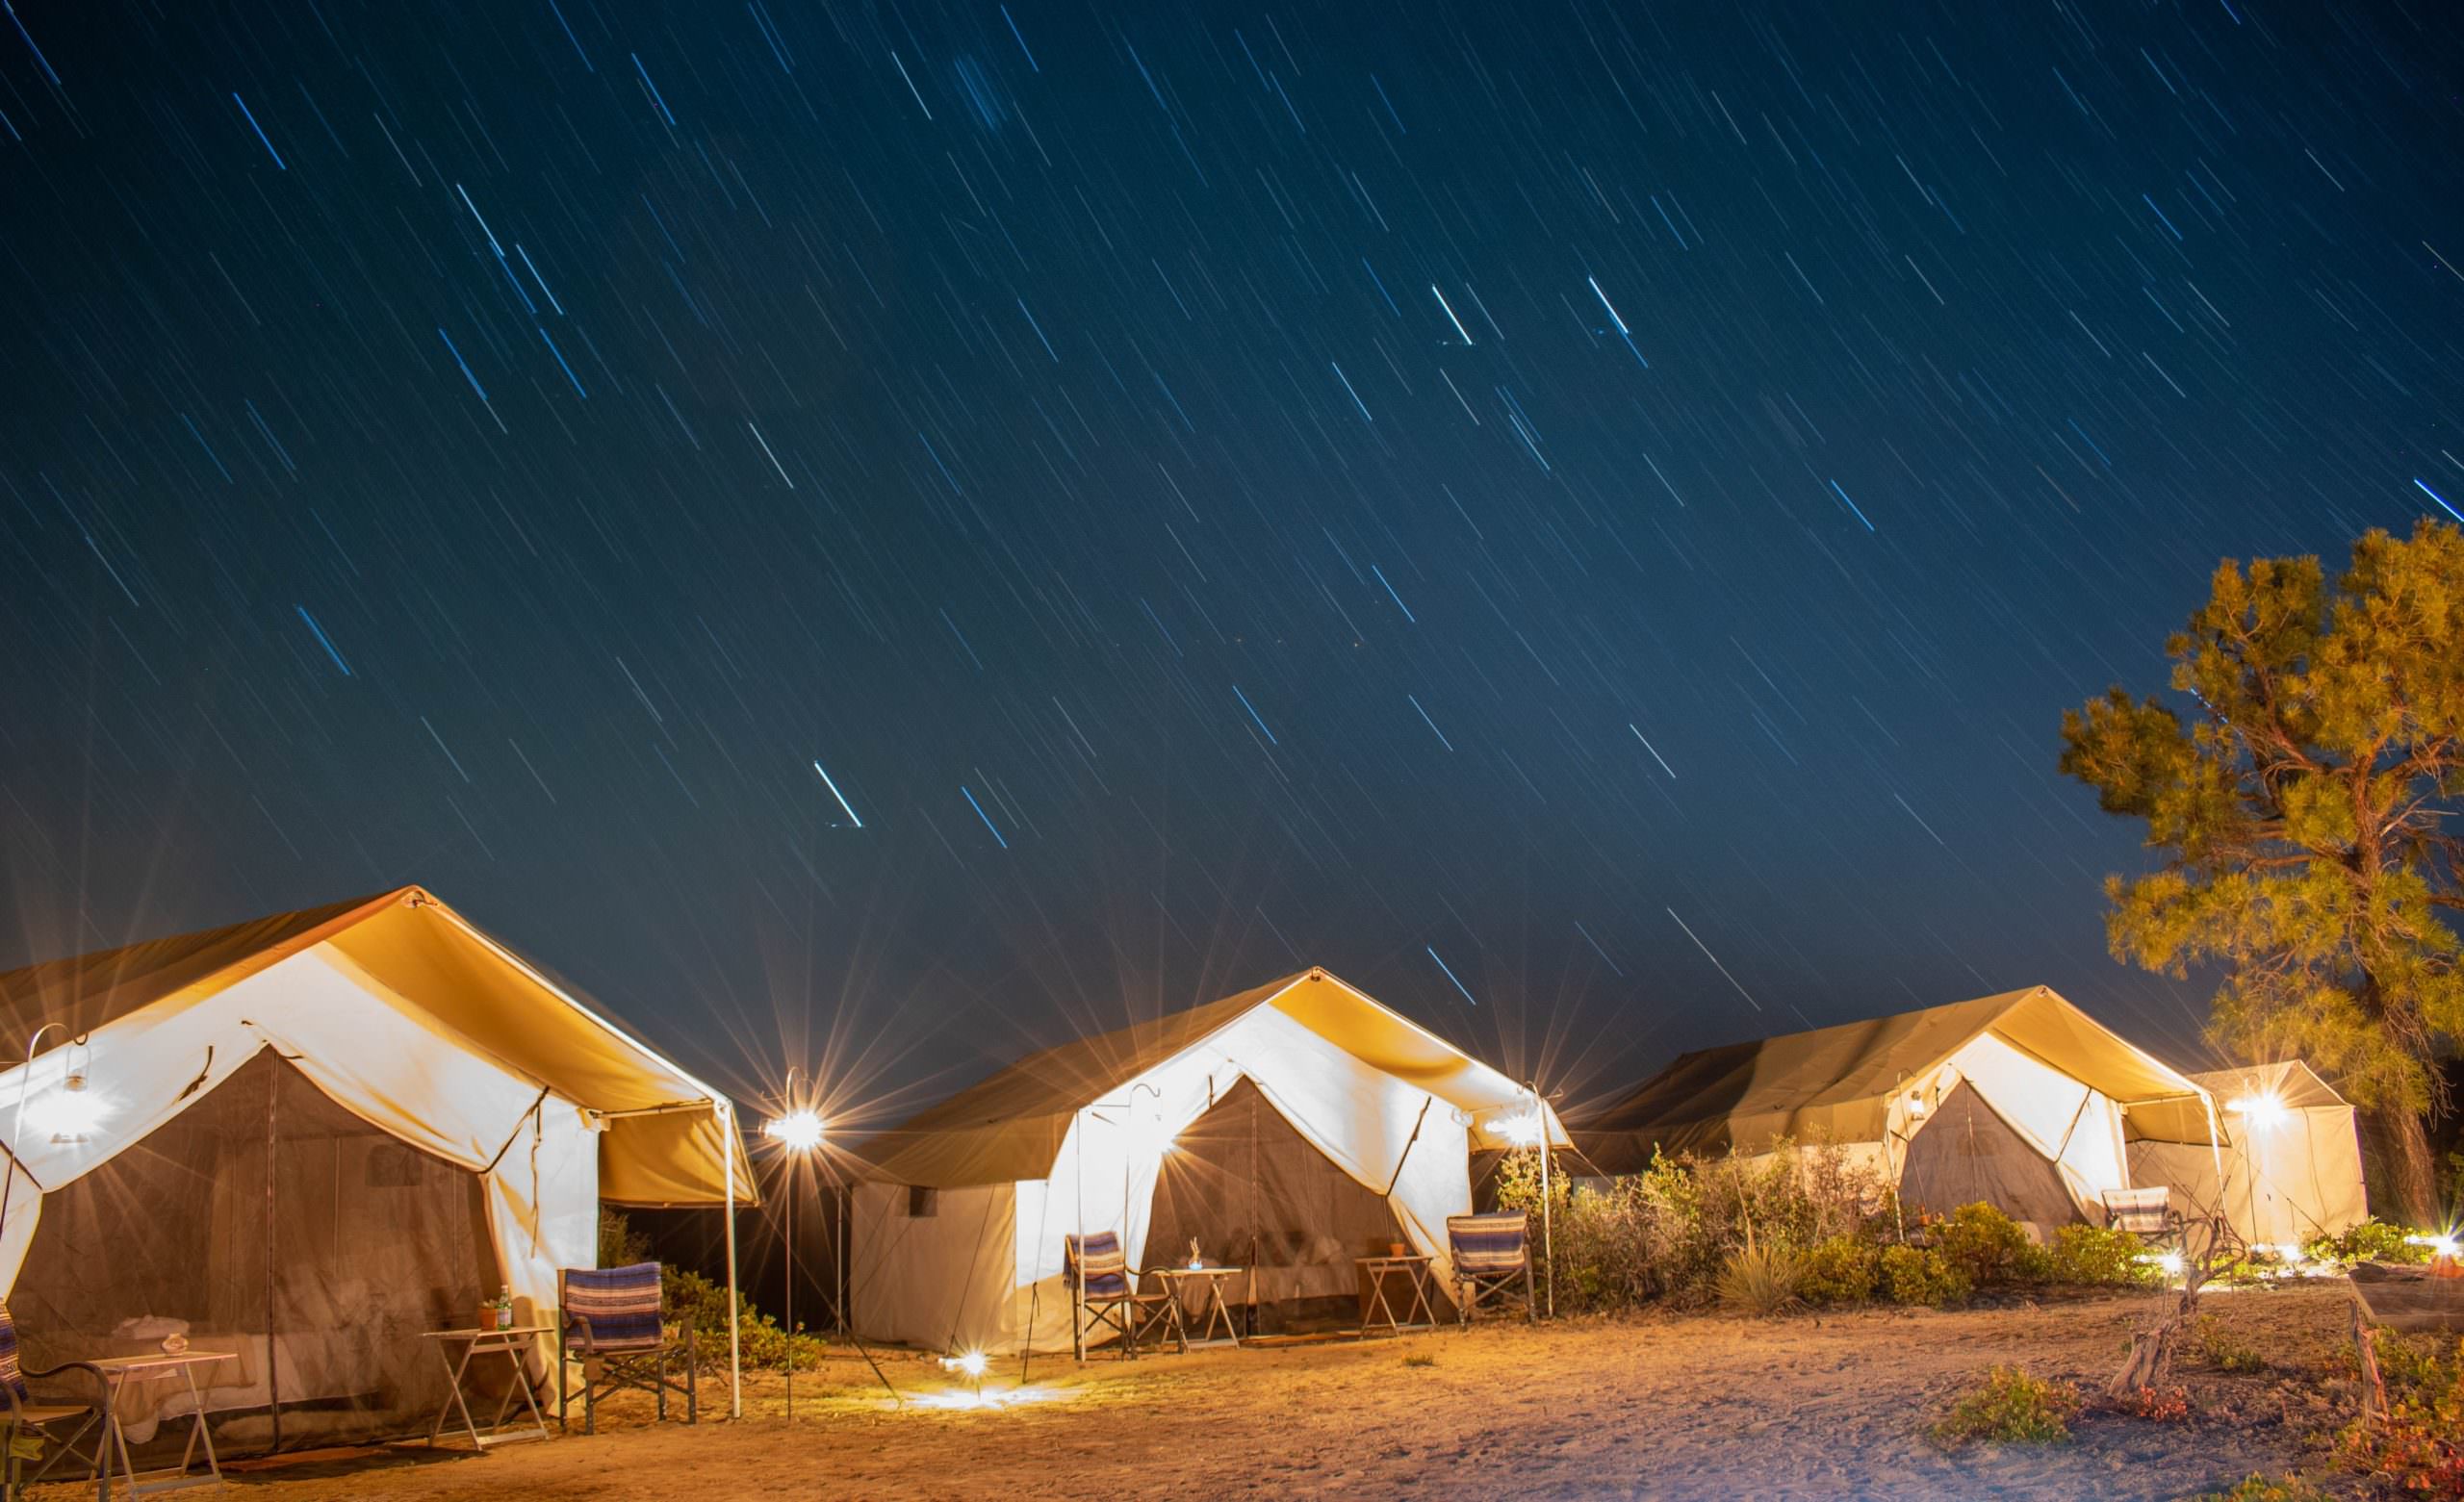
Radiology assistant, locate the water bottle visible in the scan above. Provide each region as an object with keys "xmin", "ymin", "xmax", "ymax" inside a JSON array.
[{"xmin": 497, "ymin": 1285, "xmax": 514, "ymax": 1330}]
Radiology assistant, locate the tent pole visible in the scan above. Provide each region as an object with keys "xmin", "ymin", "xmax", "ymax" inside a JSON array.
[
  {"xmin": 266, "ymin": 1063, "xmax": 283, "ymax": 1456},
  {"xmin": 1534, "ymin": 1082, "xmax": 1554, "ymax": 1320},
  {"xmin": 724, "ymin": 1104, "xmax": 742, "ymax": 1419}
]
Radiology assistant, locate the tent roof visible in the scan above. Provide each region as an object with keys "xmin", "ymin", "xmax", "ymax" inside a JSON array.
[
  {"xmin": 1573, "ymin": 985, "xmax": 2217, "ymax": 1169},
  {"xmin": 863, "ymin": 968, "xmax": 1550, "ymax": 1187},
  {"xmin": 2189, "ymin": 1059, "xmax": 2348, "ymax": 1112},
  {"xmin": 0, "ymin": 886, "xmax": 750, "ymax": 1206}
]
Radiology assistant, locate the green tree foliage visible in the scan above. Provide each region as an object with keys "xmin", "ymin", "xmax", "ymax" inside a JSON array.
[{"xmin": 2059, "ymin": 520, "xmax": 2464, "ymax": 1222}]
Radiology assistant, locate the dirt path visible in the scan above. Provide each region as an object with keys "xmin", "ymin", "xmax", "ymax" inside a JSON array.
[{"xmin": 54, "ymin": 1284, "xmax": 2368, "ymax": 1500}]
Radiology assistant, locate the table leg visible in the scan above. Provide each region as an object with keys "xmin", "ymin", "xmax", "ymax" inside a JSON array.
[
  {"xmin": 176, "ymin": 1363, "xmax": 222, "ymax": 1483},
  {"xmin": 106, "ymin": 1375, "xmax": 141, "ymax": 1497},
  {"xmin": 1402, "ymin": 1267, "xmax": 1437, "ymax": 1329},
  {"xmin": 430, "ymin": 1338, "xmax": 487, "ymax": 1449},
  {"xmin": 504, "ymin": 1342, "xmax": 552, "ymax": 1442},
  {"xmin": 1360, "ymin": 1272, "xmax": 1397, "ymax": 1339}
]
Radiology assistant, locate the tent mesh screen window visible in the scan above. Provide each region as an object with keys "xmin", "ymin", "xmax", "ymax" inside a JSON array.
[
  {"xmin": 1142, "ymin": 1077, "xmax": 1422, "ymax": 1334},
  {"xmin": 13, "ymin": 1051, "xmax": 499, "ymax": 1459},
  {"xmin": 1897, "ymin": 1079, "xmax": 2081, "ymax": 1235}
]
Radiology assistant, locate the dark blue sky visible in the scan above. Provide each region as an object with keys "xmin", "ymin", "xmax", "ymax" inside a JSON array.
[{"xmin": 2, "ymin": 0, "xmax": 2458, "ymax": 1130}]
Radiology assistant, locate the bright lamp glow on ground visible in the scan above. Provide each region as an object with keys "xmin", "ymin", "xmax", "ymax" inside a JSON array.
[
  {"xmin": 956, "ymin": 1351, "xmax": 988, "ymax": 1377},
  {"xmin": 764, "ymin": 1108, "xmax": 826, "ymax": 1151}
]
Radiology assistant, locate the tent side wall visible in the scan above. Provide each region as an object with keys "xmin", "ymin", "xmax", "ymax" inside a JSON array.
[
  {"xmin": 851, "ymin": 1181, "xmax": 1028, "ymax": 1354},
  {"xmin": 2133, "ymin": 1103, "xmax": 2368, "ymax": 1247}
]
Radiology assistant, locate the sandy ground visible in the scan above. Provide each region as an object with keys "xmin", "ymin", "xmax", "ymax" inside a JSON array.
[{"xmin": 39, "ymin": 1283, "xmax": 2372, "ymax": 1501}]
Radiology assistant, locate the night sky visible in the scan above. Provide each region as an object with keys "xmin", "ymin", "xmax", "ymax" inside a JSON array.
[{"xmin": 3, "ymin": 0, "xmax": 2460, "ymax": 1133}]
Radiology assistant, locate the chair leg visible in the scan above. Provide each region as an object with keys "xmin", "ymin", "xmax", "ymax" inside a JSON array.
[{"xmin": 585, "ymin": 1364, "xmax": 598, "ymax": 1437}]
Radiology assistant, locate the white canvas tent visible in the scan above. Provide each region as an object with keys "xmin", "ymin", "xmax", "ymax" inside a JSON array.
[
  {"xmin": 1574, "ymin": 986, "xmax": 2223, "ymax": 1237},
  {"xmin": 0, "ymin": 885, "xmax": 755, "ymax": 1450},
  {"xmin": 2127, "ymin": 1061, "xmax": 2367, "ymax": 1249},
  {"xmin": 850, "ymin": 968, "xmax": 1567, "ymax": 1356}
]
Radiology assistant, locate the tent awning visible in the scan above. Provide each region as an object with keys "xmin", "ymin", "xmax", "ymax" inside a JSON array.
[
  {"xmin": 0, "ymin": 886, "xmax": 753, "ymax": 1206},
  {"xmin": 861, "ymin": 968, "xmax": 1559, "ymax": 1187}
]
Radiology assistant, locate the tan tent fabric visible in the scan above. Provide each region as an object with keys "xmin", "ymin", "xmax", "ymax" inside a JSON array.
[
  {"xmin": 852, "ymin": 968, "xmax": 1561, "ymax": 1354},
  {"xmin": 2129, "ymin": 1060, "xmax": 2367, "ymax": 1247},
  {"xmin": 864, "ymin": 968, "xmax": 1564, "ymax": 1189},
  {"xmin": 0, "ymin": 886, "xmax": 751, "ymax": 1205},
  {"xmin": 0, "ymin": 886, "xmax": 755, "ymax": 1445},
  {"xmin": 1575, "ymin": 985, "xmax": 2219, "ymax": 1171}
]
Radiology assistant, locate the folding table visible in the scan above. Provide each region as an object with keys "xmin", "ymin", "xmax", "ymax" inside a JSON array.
[
  {"xmin": 1354, "ymin": 1255, "xmax": 1438, "ymax": 1338},
  {"xmin": 423, "ymin": 1325, "xmax": 553, "ymax": 1450}
]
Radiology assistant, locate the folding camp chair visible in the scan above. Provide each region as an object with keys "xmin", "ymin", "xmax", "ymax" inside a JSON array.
[
  {"xmin": 1063, "ymin": 1234, "xmax": 1181, "ymax": 1361},
  {"xmin": 557, "ymin": 1262, "xmax": 696, "ymax": 1434},
  {"xmin": 2100, "ymin": 1187, "xmax": 2181, "ymax": 1245},
  {"xmin": 1448, "ymin": 1212, "xmax": 1535, "ymax": 1325},
  {"xmin": 0, "ymin": 1295, "xmax": 112, "ymax": 1501}
]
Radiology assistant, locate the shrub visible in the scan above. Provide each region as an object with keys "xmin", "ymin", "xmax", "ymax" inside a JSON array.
[
  {"xmin": 2334, "ymin": 1331, "xmax": 2464, "ymax": 1496},
  {"xmin": 599, "ymin": 1207, "xmax": 654, "ymax": 1267},
  {"xmin": 2194, "ymin": 1315, "xmax": 2266, "ymax": 1373},
  {"xmin": 2044, "ymin": 1222, "xmax": 2156, "ymax": 1286},
  {"xmin": 2308, "ymin": 1217, "xmax": 2433, "ymax": 1266},
  {"xmin": 1717, "ymin": 1242, "xmax": 1807, "ymax": 1315},
  {"xmin": 1931, "ymin": 1365, "xmax": 2079, "ymax": 1445},
  {"xmin": 1881, "ymin": 1244, "xmax": 1971, "ymax": 1308},
  {"xmin": 1402, "ymin": 1353, "xmax": 1435, "ymax": 1368},
  {"xmin": 2195, "ymin": 1475, "xmax": 2331, "ymax": 1502},
  {"xmin": 1799, "ymin": 1235, "xmax": 1881, "ymax": 1305},
  {"xmin": 1931, "ymin": 1203, "xmax": 2040, "ymax": 1288},
  {"xmin": 1494, "ymin": 1137, "xmax": 1890, "ymax": 1312}
]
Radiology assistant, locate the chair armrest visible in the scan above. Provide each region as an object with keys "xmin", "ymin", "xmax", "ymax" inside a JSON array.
[
  {"xmin": 564, "ymin": 1311, "xmax": 599, "ymax": 1350},
  {"xmin": 21, "ymin": 1360, "xmax": 113, "ymax": 1420}
]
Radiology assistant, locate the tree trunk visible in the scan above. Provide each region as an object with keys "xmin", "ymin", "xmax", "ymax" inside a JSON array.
[{"xmin": 2361, "ymin": 1105, "xmax": 2439, "ymax": 1227}]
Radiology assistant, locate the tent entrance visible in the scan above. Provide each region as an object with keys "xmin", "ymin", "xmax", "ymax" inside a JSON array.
[
  {"xmin": 12, "ymin": 1051, "xmax": 499, "ymax": 1459},
  {"xmin": 1141, "ymin": 1078, "xmax": 1411, "ymax": 1334},
  {"xmin": 1898, "ymin": 1079, "xmax": 2081, "ymax": 1233}
]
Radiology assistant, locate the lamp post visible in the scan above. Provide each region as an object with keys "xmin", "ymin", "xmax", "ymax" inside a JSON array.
[{"xmin": 763, "ymin": 1070, "xmax": 825, "ymax": 1422}]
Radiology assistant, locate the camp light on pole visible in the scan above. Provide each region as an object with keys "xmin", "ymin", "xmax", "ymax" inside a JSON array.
[
  {"xmin": 30, "ymin": 1072, "xmax": 106, "ymax": 1146},
  {"xmin": 1490, "ymin": 1109, "xmax": 1544, "ymax": 1148},
  {"xmin": 765, "ymin": 1109, "xmax": 826, "ymax": 1152},
  {"xmin": 2223, "ymin": 1091, "xmax": 2287, "ymax": 1133}
]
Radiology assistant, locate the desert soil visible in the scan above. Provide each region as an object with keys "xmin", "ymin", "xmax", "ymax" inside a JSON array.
[{"xmin": 40, "ymin": 1283, "xmax": 2371, "ymax": 1500}]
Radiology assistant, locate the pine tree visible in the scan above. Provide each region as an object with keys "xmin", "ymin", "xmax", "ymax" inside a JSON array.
[{"xmin": 2059, "ymin": 520, "xmax": 2464, "ymax": 1224}]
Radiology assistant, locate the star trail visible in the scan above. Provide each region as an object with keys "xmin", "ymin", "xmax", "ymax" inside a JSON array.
[{"xmin": 1, "ymin": 0, "xmax": 2459, "ymax": 1123}]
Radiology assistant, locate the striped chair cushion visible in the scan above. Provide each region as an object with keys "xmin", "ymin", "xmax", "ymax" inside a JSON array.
[
  {"xmin": 563, "ymin": 1262, "xmax": 666, "ymax": 1351},
  {"xmin": 1448, "ymin": 1213, "xmax": 1528, "ymax": 1274},
  {"xmin": 2101, "ymin": 1187, "xmax": 2169, "ymax": 1235},
  {"xmin": 1066, "ymin": 1234, "xmax": 1131, "ymax": 1299},
  {"xmin": 0, "ymin": 1296, "xmax": 23, "ymax": 1401}
]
